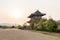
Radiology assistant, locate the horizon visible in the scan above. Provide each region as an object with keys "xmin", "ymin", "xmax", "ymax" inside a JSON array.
[{"xmin": 0, "ymin": 0, "xmax": 60, "ymax": 25}]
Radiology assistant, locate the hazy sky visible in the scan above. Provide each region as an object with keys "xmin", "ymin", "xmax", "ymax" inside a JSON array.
[{"xmin": 0, "ymin": 0, "xmax": 60, "ymax": 25}]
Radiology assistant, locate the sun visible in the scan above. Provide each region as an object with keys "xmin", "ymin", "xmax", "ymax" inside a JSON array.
[
  {"xmin": 12, "ymin": 12, "xmax": 20, "ymax": 18},
  {"xmin": 11, "ymin": 9, "xmax": 22, "ymax": 18}
]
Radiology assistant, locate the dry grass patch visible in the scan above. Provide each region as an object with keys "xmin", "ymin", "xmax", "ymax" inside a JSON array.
[{"xmin": 32, "ymin": 30, "xmax": 60, "ymax": 37}]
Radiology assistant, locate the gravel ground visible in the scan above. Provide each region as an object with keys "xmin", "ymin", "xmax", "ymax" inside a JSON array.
[{"xmin": 0, "ymin": 29, "xmax": 60, "ymax": 40}]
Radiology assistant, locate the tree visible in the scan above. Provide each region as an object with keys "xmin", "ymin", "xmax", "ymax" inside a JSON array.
[
  {"xmin": 29, "ymin": 18, "xmax": 47, "ymax": 30},
  {"xmin": 11, "ymin": 26, "xmax": 15, "ymax": 28},
  {"xmin": 43, "ymin": 18, "xmax": 57, "ymax": 32},
  {"xmin": 17, "ymin": 25, "xmax": 22, "ymax": 29}
]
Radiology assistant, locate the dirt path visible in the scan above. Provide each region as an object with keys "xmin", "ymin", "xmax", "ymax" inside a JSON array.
[{"xmin": 0, "ymin": 29, "xmax": 60, "ymax": 40}]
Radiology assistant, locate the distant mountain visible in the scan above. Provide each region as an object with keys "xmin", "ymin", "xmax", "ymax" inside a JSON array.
[{"xmin": 0, "ymin": 23, "xmax": 19, "ymax": 26}]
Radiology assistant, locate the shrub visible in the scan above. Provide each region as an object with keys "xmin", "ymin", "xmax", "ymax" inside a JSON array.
[
  {"xmin": 55, "ymin": 29, "xmax": 60, "ymax": 33},
  {"xmin": 11, "ymin": 26, "xmax": 15, "ymax": 28},
  {"xmin": 17, "ymin": 25, "xmax": 22, "ymax": 29}
]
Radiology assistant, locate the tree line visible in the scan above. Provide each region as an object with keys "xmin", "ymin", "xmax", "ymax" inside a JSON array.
[{"xmin": 19, "ymin": 18, "xmax": 60, "ymax": 33}]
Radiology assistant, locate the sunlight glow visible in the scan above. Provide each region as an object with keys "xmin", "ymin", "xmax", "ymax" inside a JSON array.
[{"xmin": 11, "ymin": 9, "xmax": 22, "ymax": 18}]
